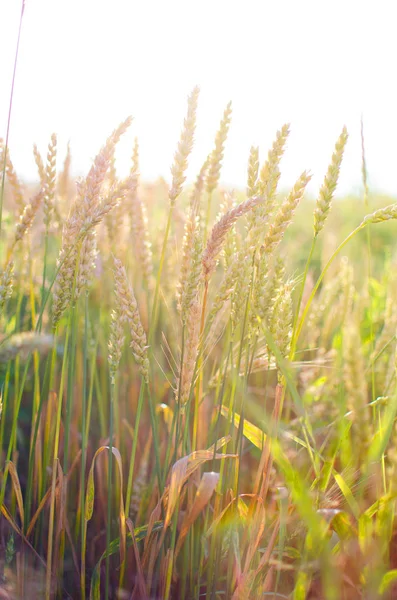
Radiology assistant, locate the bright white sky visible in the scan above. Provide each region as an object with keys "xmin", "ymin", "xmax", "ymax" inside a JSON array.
[{"xmin": 1, "ymin": 0, "xmax": 396, "ymax": 197}]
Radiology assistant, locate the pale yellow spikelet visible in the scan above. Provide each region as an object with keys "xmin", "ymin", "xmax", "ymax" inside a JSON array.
[
  {"xmin": 0, "ymin": 332, "xmax": 53, "ymax": 363},
  {"xmin": 220, "ymin": 191, "xmax": 238, "ymax": 271},
  {"xmin": 178, "ymin": 167, "xmax": 206, "ymax": 321},
  {"xmin": 269, "ymin": 280, "xmax": 293, "ymax": 361},
  {"xmin": 177, "ymin": 158, "xmax": 209, "ymax": 316},
  {"xmin": 108, "ymin": 307, "xmax": 125, "ymax": 384},
  {"xmin": 207, "ymin": 255, "xmax": 240, "ymax": 329},
  {"xmin": 363, "ymin": 203, "xmax": 397, "ymax": 225},
  {"xmin": 82, "ymin": 116, "xmax": 133, "ymax": 220},
  {"xmin": 13, "ymin": 188, "xmax": 45, "ymax": 246},
  {"xmin": 202, "ymin": 195, "xmax": 264, "ymax": 282},
  {"xmin": 1, "ymin": 141, "xmax": 25, "ymax": 215},
  {"xmin": 52, "ymin": 119, "xmax": 132, "ymax": 326},
  {"xmin": 177, "ymin": 298, "xmax": 201, "ymax": 412},
  {"xmin": 190, "ymin": 155, "xmax": 210, "ymax": 212},
  {"xmin": 131, "ymin": 194, "xmax": 153, "ymax": 285},
  {"xmin": 179, "ymin": 218, "xmax": 203, "ymax": 324},
  {"xmin": 230, "ymin": 248, "xmax": 253, "ymax": 328},
  {"xmin": 258, "ymin": 123, "xmax": 290, "ymax": 200},
  {"xmin": 74, "ymin": 230, "xmax": 97, "ymax": 299},
  {"xmin": 313, "ymin": 126, "xmax": 348, "ymax": 236},
  {"xmin": 251, "ymin": 255, "xmax": 285, "ymax": 334},
  {"xmin": 43, "ymin": 133, "xmax": 57, "ymax": 227},
  {"xmin": 91, "ymin": 175, "xmax": 137, "ymax": 231},
  {"xmin": 128, "ymin": 140, "xmax": 153, "ymax": 283},
  {"xmin": 247, "ymin": 146, "xmax": 259, "ymax": 199},
  {"xmin": 247, "ymin": 124, "xmax": 290, "ymax": 249},
  {"xmin": 262, "ymin": 171, "xmax": 311, "ymax": 256},
  {"xmin": 33, "ymin": 144, "xmax": 46, "ymax": 187},
  {"xmin": 206, "ymin": 101, "xmax": 232, "ymax": 196},
  {"xmin": 58, "ymin": 141, "xmax": 72, "ymax": 203},
  {"xmin": 0, "ymin": 261, "xmax": 13, "ymax": 311},
  {"xmin": 169, "ymin": 86, "xmax": 200, "ymax": 206},
  {"xmin": 113, "ymin": 256, "xmax": 149, "ymax": 383},
  {"xmin": 105, "ymin": 168, "xmax": 128, "ymax": 250}
]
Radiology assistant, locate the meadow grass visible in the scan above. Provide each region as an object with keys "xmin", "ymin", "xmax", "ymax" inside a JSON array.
[{"xmin": 2, "ymin": 85, "xmax": 397, "ymax": 600}]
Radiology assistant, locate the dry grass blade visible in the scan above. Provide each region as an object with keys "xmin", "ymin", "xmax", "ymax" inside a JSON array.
[
  {"xmin": 5, "ymin": 461, "xmax": 24, "ymax": 528},
  {"xmin": 84, "ymin": 446, "xmax": 126, "ymax": 565},
  {"xmin": 175, "ymin": 471, "xmax": 219, "ymax": 556}
]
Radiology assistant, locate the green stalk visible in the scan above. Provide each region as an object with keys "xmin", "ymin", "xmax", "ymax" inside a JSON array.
[
  {"xmin": 62, "ymin": 305, "xmax": 78, "ymax": 475},
  {"xmin": 41, "ymin": 229, "xmax": 50, "ymax": 312},
  {"xmin": 164, "ymin": 497, "xmax": 180, "ymax": 600},
  {"xmin": 147, "ymin": 387, "xmax": 164, "ymax": 495},
  {"xmin": 105, "ymin": 381, "xmax": 115, "ymax": 600},
  {"xmin": 0, "ymin": 363, "xmax": 11, "ymax": 465},
  {"xmin": 45, "ymin": 319, "xmax": 71, "ymax": 600},
  {"xmin": 80, "ymin": 292, "xmax": 89, "ymax": 600},
  {"xmin": 25, "ymin": 337, "xmax": 57, "ymax": 528}
]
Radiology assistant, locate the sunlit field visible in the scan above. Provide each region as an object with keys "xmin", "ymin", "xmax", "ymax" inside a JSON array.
[
  {"xmin": 3, "ymin": 2, "xmax": 397, "ymax": 600},
  {"xmin": 2, "ymin": 86, "xmax": 397, "ymax": 600}
]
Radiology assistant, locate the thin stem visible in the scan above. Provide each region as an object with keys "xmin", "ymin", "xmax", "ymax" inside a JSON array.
[
  {"xmin": 0, "ymin": 0, "xmax": 25, "ymax": 237},
  {"xmin": 80, "ymin": 292, "xmax": 89, "ymax": 600},
  {"xmin": 105, "ymin": 382, "xmax": 115, "ymax": 600}
]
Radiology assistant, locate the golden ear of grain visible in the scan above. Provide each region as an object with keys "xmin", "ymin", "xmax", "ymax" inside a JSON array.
[
  {"xmin": 262, "ymin": 170, "xmax": 311, "ymax": 256},
  {"xmin": 52, "ymin": 119, "xmax": 133, "ymax": 325},
  {"xmin": 112, "ymin": 256, "xmax": 149, "ymax": 383},
  {"xmin": 58, "ymin": 141, "xmax": 72, "ymax": 201},
  {"xmin": 0, "ymin": 332, "xmax": 53, "ymax": 363},
  {"xmin": 246, "ymin": 123, "xmax": 290, "ymax": 250},
  {"xmin": 0, "ymin": 139, "xmax": 25, "ymax": 216},
  {"xmin": 13, "ymin": 188, "xmax": 45, "ymax": 246},
  {"xmin": 0, "ymin": 261, "xmax": 14, "ymax": 311},
  {"xmin": 202, "ymin": 195, "xmax": 264, "ymax": 282},
  {"xmin": 108, "ymin": 307, "xmax": 126, "ymax": 384},
  {"xmin": 363, "ymin": 203, "xmax": 397, "ymax": 224},
  {"xmin": 313, "ymin": 126, "xmax": 348, "ymax": 236},
  {"xmin": 43, "ymin": 133, "xmax": 57, "ymax": 227},
  {"xmin": 169, "ymin": 86, "xmax": 200, "ymax": 206},
  {"xmin": 33, "ymin": 144, "xmax": 46, "ymax": 186},
  {"xmin": 176, "ymin": 298, "xmax": 201, "ymax": 411},
  {"xmin": 258, "ymin": 123, "xmax": 290, "ymax": 200},
  {"xmin": 206, "ymin": 101, "xmax": 233, "ymax": 196},
  {"xmin": 246, "ymin": 146, "xmax": 260, "ymax": 199}
]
